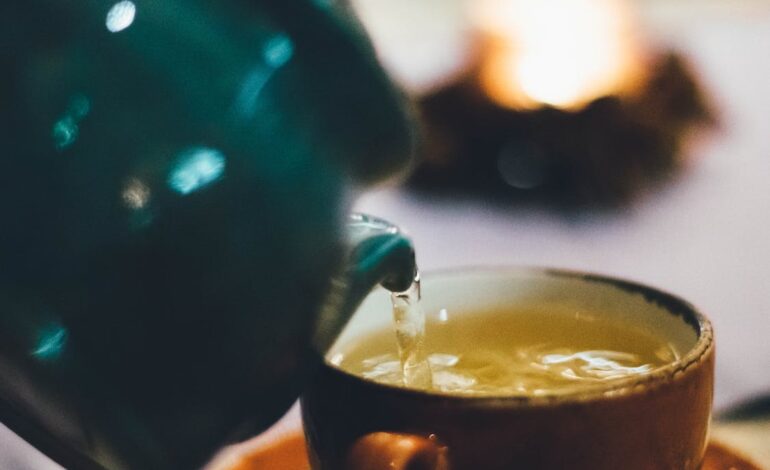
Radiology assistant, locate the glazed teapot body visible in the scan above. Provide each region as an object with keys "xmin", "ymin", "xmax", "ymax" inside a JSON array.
[{"xmin": 0, "ymin": 1, "xmax": 413, "ymax": 468}]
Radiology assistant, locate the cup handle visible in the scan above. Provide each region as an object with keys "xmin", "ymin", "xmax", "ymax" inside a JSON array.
[
  {"xmin": 345, "ymin": 432, "xmax": 449, "ymax": 470},
  {"xmin": 312, "ymin": 214, "xmax": 416, "ymax": 353}
]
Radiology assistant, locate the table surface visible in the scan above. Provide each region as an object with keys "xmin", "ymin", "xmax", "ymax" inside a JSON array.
[{"xmin": 3, "ymin": 2, "xmax": 770, "ymax": 469}]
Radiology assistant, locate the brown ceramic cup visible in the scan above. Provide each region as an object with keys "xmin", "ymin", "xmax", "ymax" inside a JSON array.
[{"xmin": 301, "ymin": 268, "xmax": 714, "ymax": 470}]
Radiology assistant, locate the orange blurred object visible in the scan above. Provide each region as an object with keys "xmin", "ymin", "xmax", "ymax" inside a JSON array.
[
  {"xmin": 475, "ymin": 0, "xmax": 643, "ymax": 110},
  {"xmin": 214, "ymin": 428, "xmax": 762, "ymax": 470},
  {"xmin": 210, "ymin": 433, "xmax": 310, "ymax": 470},
  {"xmin": 345, "ymin": 432, "xmax": 448, "ymax": 470}
]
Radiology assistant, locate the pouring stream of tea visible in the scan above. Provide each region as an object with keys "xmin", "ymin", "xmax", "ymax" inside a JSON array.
[{"xmin": 390, "ymin": 274, "xmax": 433, "ymax": 388}]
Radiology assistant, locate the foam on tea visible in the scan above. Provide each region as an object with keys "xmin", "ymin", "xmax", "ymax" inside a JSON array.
[{"xmin": 333, "ymin": 304, "xmax": 682, "ymax": 396}]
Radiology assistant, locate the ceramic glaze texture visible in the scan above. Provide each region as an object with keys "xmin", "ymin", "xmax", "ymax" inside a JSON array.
[
  {"xmin": 302, "ymin": 269, "xmax": 715, "ymax": 470},
  {"xmin": 0, "ymin": 1, "xmax": 414, "ymax": 469}
]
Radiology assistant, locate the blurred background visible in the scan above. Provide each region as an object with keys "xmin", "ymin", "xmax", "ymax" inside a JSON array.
[
  {"xmin": 351, "ymin": 0, "xmax": 770, "ymax": 411},
  {"xmin": 3, "ymin": 0, "xmax": 769, "ymax": 467}
]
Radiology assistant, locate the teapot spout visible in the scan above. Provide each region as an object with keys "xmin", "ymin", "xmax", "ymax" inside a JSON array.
[{"xmin": 313, "ymin": 214, "xmax": 416, "ymax": 353}]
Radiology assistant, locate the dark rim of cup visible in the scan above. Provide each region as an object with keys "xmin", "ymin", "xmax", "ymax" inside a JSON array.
[{"xmin": 324, "ymin": 266, "xmax": 714, "ymax": 408}]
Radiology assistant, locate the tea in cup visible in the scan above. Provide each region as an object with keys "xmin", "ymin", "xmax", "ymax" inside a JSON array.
[{"xmin": 302, "ymin": 268, "xmax": 714, "ymax": 470}]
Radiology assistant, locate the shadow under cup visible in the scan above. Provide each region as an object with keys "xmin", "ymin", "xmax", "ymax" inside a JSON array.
[{"xmin": 301, "ymin": 268, "xmax": 714, "ymax": 470}]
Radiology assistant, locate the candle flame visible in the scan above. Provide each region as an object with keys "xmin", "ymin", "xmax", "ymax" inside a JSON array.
[{"xmin": 476, "ymin": 0, "xmax": 641, "ymax": 110}]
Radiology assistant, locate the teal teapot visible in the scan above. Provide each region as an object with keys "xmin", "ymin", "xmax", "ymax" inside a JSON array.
[{"xmin": 0, "ymin": 1, "xmax": 417, "ymax": 468}]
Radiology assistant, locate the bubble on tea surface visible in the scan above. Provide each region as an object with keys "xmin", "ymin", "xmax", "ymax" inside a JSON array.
[
  {"xmin": 361, "ymin": 355, "xmax": 403, "ymax": 383},
  {"xmin": 538, "ymin": 349, "xmax": 653, "ymax": 380}
]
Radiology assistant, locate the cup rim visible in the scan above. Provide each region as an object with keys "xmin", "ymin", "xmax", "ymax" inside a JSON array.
[{"xmin": 324, "ymin": 265, "xmax": 714, "ymax": 408}]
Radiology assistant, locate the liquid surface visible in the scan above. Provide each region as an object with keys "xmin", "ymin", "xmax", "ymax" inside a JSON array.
[{"xmin": 332, "ymin": 305, "xmax": 681, "ymax": 396}]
